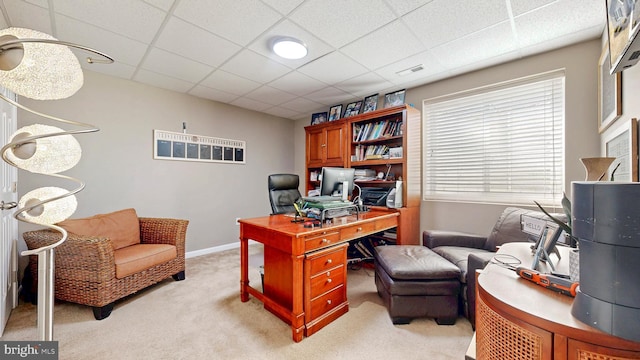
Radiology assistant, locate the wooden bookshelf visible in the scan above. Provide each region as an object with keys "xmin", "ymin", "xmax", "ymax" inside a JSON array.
[{"xmin": 304, "ymin": 105, "xmax": 421, "ymax": 245}]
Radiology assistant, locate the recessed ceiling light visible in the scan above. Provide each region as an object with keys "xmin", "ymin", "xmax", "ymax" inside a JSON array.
[{"xmin": 272, "ymin": 37, "xmax": 308, "ymax": 60}]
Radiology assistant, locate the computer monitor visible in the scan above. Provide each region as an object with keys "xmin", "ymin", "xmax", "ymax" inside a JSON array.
[{"xmin": 320, "ymin": 167, "xmax": 355, "ymax": 199}]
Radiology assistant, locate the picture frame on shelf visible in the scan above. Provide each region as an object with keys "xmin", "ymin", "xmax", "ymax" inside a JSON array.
[
  {"xmin": 311, "ymin": 111, "xmax": 327, "ymax": 125},
  {"xmin": 328, "ymin": 104, "xmax": 342, "ymax": 121},
  {"xmin": 384, "ymin": 89, "xmax": 406, "ymax": 108},
  {"xmin": 602, "ymin": 118, "xmax": 638, "ymax": 182},
  {"xmin": 363, "ymin": 94, "xmax": 378, "ymax": 113},
  {"xmin": 598, "ymin": 43, "xmax": 622, "ymax": 133},
  {"xmin": 343, "ymin": 100, "xmax": 363, "ymax": 117}
]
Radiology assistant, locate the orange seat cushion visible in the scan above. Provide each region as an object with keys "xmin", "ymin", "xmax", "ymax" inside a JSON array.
[
  {"xmin": 114, "ymin": 244, "xmax": 177, "ymax": 279},
  {"xmin": 57, "ymin": 208, "xmax": 140, "ymax": 250}
]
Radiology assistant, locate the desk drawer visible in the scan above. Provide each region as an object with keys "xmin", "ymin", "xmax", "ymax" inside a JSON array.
[
  {"xmin": 309, "ymin": 285, "xmax": 346, "ymax": 320},
  {"xmin": 304, "ymin": 231, "xmax": 340, "ymax": 252},
  {"xmin": 307, "ymin": 247, "xmax": 345, "ymax": 274},
  {"xmin": 309, "ymin": 266, "xmax": 344, "ymax": 298},
  {"xmin": 340, "ymin": 221, "xmax": 376, "ymax": 240}
]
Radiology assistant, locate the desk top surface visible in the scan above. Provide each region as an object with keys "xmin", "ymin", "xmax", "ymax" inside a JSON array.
[
  {"xmin": 479, "ymin": 242, "xmax": 640, "ymax": 348},
  {"xmin": 238, "ymin": 208, "xmax": 398, "ymax": 237}
]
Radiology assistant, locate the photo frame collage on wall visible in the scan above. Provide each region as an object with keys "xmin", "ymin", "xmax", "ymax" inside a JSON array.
[
  {"xmin": 154, "ymin": 129, "xmax": 246, "ymax": 164},
  {"xmin": 310, "ymin": 89, "xmax": 406, "ymax": 125}
]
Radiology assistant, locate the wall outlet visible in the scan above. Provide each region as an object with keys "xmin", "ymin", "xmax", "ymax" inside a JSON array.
[{"xmin": 235, "ymin": 217, "xmax": 240, "ymax": 225}]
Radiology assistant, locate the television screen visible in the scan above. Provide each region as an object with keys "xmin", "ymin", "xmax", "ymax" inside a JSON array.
[{"xmin": 606, "ymin": 0, "xmax": 640, "ymax": 73}]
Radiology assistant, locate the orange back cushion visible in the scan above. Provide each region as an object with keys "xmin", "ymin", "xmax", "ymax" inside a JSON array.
[{"xmin": 58, "ymin": 208, "xmax": 140, "ymax": 250}]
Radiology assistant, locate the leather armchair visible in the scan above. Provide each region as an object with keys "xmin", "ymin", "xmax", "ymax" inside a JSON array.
[{"xmin": 423, "ymin": 207, "xmax": 565, "ymax": 328}]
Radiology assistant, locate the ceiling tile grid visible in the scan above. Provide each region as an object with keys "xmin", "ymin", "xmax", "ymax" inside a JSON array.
[{"xmin": 0, "ymin": 0, "xmax": 606, "ymax": 120}]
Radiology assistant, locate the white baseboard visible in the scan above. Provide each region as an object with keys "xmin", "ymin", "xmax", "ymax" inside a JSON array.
[{"xmin": 185, "ymin": 240, "xmax": 261, "ymax": 259}]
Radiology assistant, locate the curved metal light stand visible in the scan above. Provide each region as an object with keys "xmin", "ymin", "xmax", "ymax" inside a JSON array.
[{"xmin": 0, "ymin": 28, "xmax": 112, "ymax": 341}]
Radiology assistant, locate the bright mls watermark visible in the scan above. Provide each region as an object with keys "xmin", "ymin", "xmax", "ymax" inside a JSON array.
[{"xmin": 1, "ymin": 341, "xmax": 58, "ymax": 359}]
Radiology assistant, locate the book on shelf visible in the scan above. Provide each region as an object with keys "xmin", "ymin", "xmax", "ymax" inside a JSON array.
[{"xmin": 353, "ymin": 119, "xmax": 403, "ymax": 142}]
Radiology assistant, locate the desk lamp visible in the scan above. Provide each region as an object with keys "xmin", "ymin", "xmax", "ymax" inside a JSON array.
[{"xmin": 0, "ymin": 27, "xmax": 113, "ymax": 341}]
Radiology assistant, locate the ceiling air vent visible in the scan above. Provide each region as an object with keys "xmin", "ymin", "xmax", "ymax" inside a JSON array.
[{"xmin": 396, "ymin": 64, "xmax": 424, "ymax": 76}]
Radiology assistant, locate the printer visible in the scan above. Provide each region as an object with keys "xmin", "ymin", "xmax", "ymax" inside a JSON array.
[{"xmin": 359, "ymin": 187, "xmax": 393, "ymax": 206}]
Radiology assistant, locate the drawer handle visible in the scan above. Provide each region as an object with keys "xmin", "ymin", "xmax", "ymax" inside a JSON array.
[
  {"xmin": 357, "ymin": 227, "xmax": 363, "ymax": 232},
  {"xmin": 327, "ymin": 278, "xmax": 332, "ymax": 283},
  {"xmin": 322, "ymin": 238, "xmax": 329, "ymax": 243},
  {"xmin": 327, "ymin": 259, "xmax": 332, "ymax": 264},
  {"xmin": 326, "ymin": 271, "xmax": 330, "ymax": 277},
  {"xmin": 327, "ymin": 299, "xmax": 332, "ymax": 305}
]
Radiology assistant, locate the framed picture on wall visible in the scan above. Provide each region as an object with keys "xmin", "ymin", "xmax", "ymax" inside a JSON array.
[
  {"xmin": 598, "ymin": 43, "xmax": 623, "ymax": 133},
  {"xmin": 602, "ymin": 118, "xmax": 638, "ymax": 181}
]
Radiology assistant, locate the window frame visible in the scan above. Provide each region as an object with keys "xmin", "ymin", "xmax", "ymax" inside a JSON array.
[{"xmin": 422, "ymin": 70, "xmax": 566, "ymax": 207}]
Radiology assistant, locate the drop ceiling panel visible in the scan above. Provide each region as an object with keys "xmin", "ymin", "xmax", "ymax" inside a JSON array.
[
  {"xmin": 244, "ymin": 86, "xmax": 298, "ymax": 105},
  {"xmin": 56, "ymin": 15, "xmax": 148, "ymax": 67},
  {"xmin": 509, "ymin": 0, "xmax": 556, "ymax": 16},
  {"xmin": 200, "ymin": 70, "xmax": 262, "ymax": 96},
  {"xmin": 262, "ymin": 106, "xmax": 303, "ymax": 119},
  {"xmin": 290, "ymin": 0, "xmax": 396, "ymax": 48},
  {"xmin": 298, "ymin": 52, "xmax": 369, "ymax": 85},
  {"xmin": 173, "ymin": 0, "xmax": 281, "ymax": 45},
  {"xmin": 268, "ymin": 71, "xmax": 327, "ymax": 96},
  {"xmin": 385, "ymin": 0, "xmax": 434, "ymax": 16},
  {"xmin": 279, "ymin": 97, "xmax": 325, "ymax": 113},
  {"xmin": 155, "ymin": 17, "xmax": 242, "ymax": 67},
  {"xmin": 341, "ymin": 20, "xmax": 425, "ymax": 70},
  {"xmin": 304, "ymin": 86, "xmax": 351, "ymax": 106},
  {"xmin": 402, "ymin": 0, "xmax": 509, "ymax": 48},
  {"xmin": 335, "ymin": 72, "xmax": 394, "ymax": 98},
  {"xmin": 144, "ymin": 0, "xmax": 175, "ymax": 12},
  {"xmin": 261, "ymin": 0, "xmax": 305, "ymax": 15},
  {"xmin": 189, "ymin": 85, "xmax": 240, "ymax": 103},
  {"xmin": 52, "ymin": 0, "xmax": 167, "ymax": 43},
  {"xmin": 432, "ymin": 21, "xmax": 518, "ymax": 70},
  {"xmin": 231, "ymin": 96, "xmax": 273, "ymax": 112},
  {"xmin": 514, "ymin": 0, "xmax": 604, "ymax": 49},
  {"xmin": 3, "ymin": 1, "xmax": 51, "ymax": 34},
  {"xmin": 220, "ymin": 49, "xmax": 293, "ymax": 84},
  {"xmin": 141, "ymin": 47, "xmax": 214, "ymax": 83},
  {"xmin": 134, "ymin": 69, "xmax": 195, "ymax": 93}
]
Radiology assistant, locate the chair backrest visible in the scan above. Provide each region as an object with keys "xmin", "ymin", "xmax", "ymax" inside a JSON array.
[
  {"xmin": 484, "ymin": 207, "xmax": 567, "ymax": 251},
  {"xmin": 268, "ymin": 174, "xmax": 302, "ymax": 215}
]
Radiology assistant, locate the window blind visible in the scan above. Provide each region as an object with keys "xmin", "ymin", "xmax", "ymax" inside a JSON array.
[{"xmin": 423, "ymin": 70, "xmax": 565, "ymax": 206}]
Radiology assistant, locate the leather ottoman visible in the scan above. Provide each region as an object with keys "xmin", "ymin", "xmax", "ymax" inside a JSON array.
[{"xmin": 374, "ymin": 245, "xmax": 461, "ymax": 325}]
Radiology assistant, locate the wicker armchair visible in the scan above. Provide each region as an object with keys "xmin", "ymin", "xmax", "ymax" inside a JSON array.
[{"xmin": 23, "ymin": 216, "xmax": 188, "ymax": 320}]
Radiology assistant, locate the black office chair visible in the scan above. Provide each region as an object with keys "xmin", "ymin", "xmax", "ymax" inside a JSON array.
[{"xmin": 268, "ymin": 174, "xmax": 302, "ymax": 215}]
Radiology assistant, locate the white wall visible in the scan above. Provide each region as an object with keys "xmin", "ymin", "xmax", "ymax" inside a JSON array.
[
  {"xmin": 294, "ymin": 39, "xmax": 602, "ymax": 238},
  {"xmin": 18, "ymin": 71, "xmax": 296, "ymax": 253}
]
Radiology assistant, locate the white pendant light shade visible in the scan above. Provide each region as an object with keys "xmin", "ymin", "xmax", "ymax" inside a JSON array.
[
  {"xmin": 0, "ymin": 27, "xmax": 83, "ymax": 100},
  {"xmin": 18, "ymin": 187, "xmax": 77, "ymax": 225},
  {"xmin": 4, "ymin": 124, "xmax": 81, "ymax": 174}
]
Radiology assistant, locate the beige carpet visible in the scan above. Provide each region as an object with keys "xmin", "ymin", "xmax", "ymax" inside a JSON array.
[{"xmin": 0, "ymin": 245, "xmax": 473, "ymax": 359}]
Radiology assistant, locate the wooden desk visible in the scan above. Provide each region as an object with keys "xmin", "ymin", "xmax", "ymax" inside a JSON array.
[
  {"xmin": 476, "ymin": 243, "xmax": 640, "ymax": 359},
  {"xmin": 239, "ymin": 210, "xmax": 399, "ymax": 342}
]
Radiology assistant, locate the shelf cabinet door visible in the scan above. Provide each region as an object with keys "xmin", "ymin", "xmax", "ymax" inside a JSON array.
[{"xmin": 305, "ymin": 122, "xmax": 346, "ymax": 168}]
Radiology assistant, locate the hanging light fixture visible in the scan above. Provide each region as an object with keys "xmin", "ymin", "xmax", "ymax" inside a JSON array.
[
  {"xmin": 271, "ymin": 36, "xmax": 308, "ymax": 60},
  {"xmin": 0, "ymin": 27, "xmax": 113, "ymax": 341}
]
